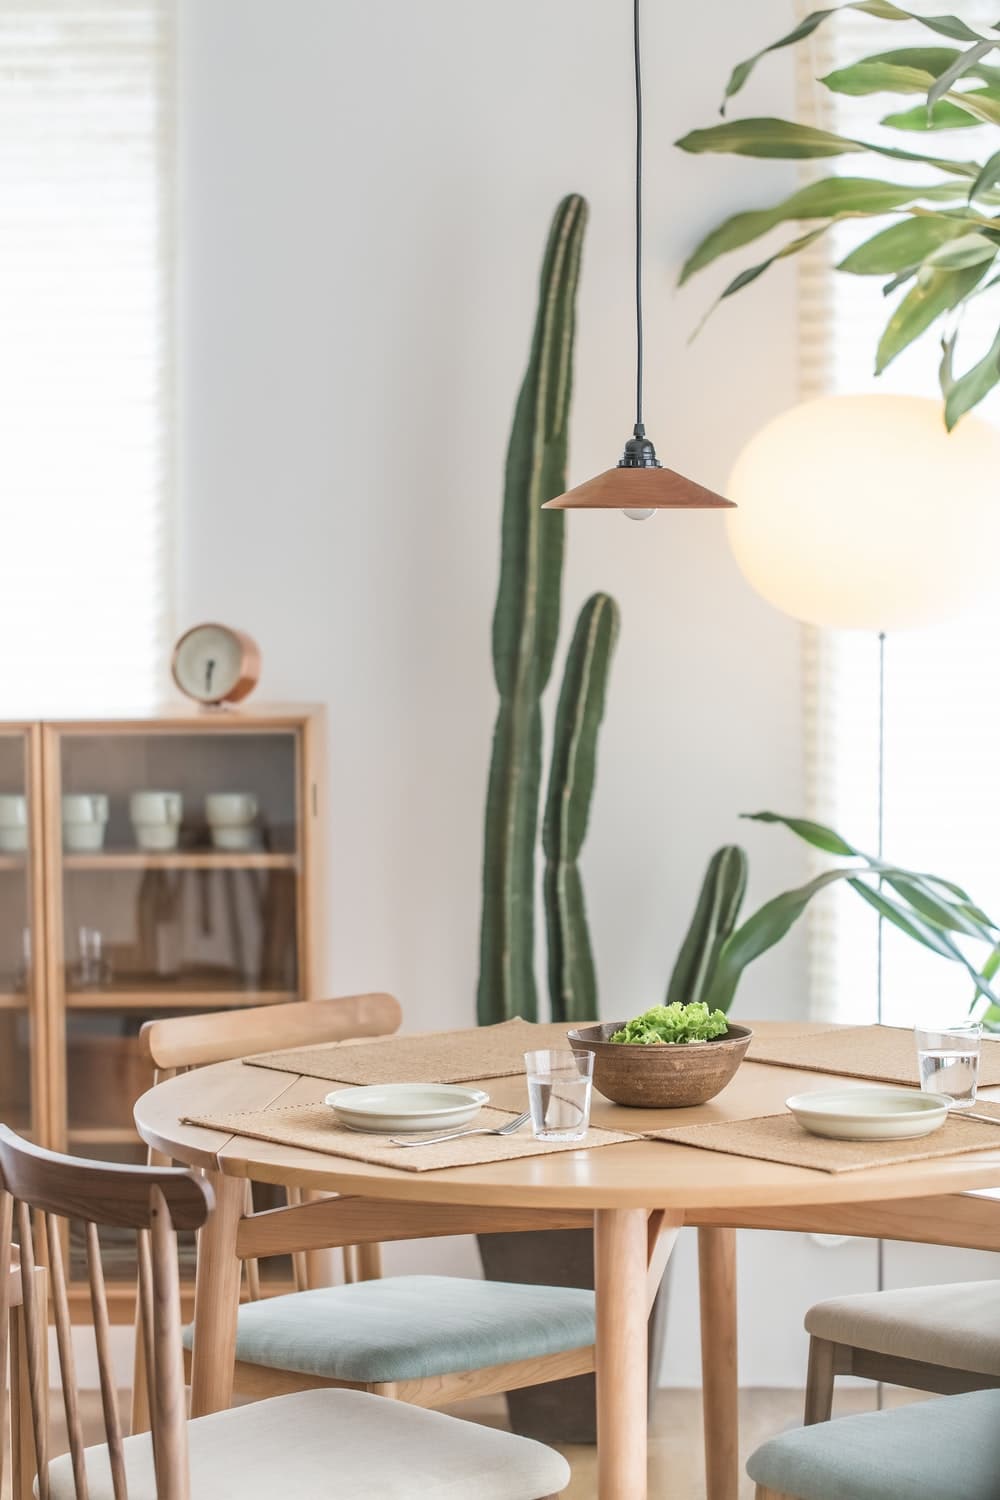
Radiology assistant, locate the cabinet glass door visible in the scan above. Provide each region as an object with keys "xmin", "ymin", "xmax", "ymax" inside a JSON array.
[
  {"xmin": 0, "ymin": 729, "xmax": 41, "ymax": 1141},
  {"xmin": 50, "ymin": 725, "xmax": 302, "ymax": 1155}
]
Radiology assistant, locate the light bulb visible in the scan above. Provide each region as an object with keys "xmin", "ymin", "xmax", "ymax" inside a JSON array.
[{"xmin": 622, "ymin": 509, "xmax": 655, "ymax": 521}]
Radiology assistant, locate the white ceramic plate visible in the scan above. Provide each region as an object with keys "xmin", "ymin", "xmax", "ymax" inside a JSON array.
[
  {"xmin": 324, "ymin": 1083, "xmax": 490, "ymax": 1134},
  {"xmin": 785, "ymin": 1086, "xmax": 951, "ymax": 1142}
]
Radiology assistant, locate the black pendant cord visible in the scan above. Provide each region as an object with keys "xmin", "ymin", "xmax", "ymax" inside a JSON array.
[{"xmin": 633, "ymin": 0, "xmax": 644, "ymax": 435}]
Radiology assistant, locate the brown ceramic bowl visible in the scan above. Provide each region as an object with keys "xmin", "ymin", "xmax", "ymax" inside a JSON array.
[{"xmin": 567, "ymin": 1022, "xmax": 753, "ymax": 1109}]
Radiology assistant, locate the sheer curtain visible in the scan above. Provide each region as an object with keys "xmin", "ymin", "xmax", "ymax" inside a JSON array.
[
  {"xmin": 0, "ymin": 1, "xmax": 174, "ymax": 714},
  {"xmin": 797, "ymin": 2, "xmax": 1000, "ymax": 1024}
]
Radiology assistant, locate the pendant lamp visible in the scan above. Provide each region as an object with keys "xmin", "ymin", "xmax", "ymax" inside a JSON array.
[{"xmin": 542, "ymin": 0, "xmax": 733, "ymax": 520}]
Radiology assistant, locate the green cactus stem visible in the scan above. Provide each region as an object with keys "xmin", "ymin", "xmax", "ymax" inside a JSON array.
[
  {"xmin": 667, "ymin": 845, "xmax": 748, "ymax": 1009},
  {"xmin": 543, "ymin": 592, "xmax": 620, "ymax": 1024},
  {"xmin": 477, "ymin": 195, "xmax": 588, "ymax": 1026}
]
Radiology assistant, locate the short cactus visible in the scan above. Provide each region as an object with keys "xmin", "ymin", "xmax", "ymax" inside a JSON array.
[{"xmin": 666, "ymin": 845, "xmax": 748, "ymax": 1008}]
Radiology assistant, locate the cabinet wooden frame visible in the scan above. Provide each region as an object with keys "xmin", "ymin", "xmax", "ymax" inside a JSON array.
[{"xmin": 0, "ymin": 706, "xmax": 326, "ymax": 1320}]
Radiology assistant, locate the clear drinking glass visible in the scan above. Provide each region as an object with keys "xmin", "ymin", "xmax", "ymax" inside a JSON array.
[
  {"xmin": 72, "ymin": 926, "xmax": 112, "ymax": 990},
  {"xmin": 915, "ymin": 1022, "xmax": 982, "ymax": 1109},
  {"xmin": 524, "ymin": 1048, "xmax": 594, "ymax": 1142}
]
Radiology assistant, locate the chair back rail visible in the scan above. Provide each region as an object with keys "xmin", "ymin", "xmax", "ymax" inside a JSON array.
[
  {"xmin": 139, "ymin": 992, "xmax": 402, "ymax": 1072},
  {"xmin": 0, "ymin": 1126, "xmax": 212, "ymax": 1500},
  {"xmin": 138, "ymin": 992, "xmax": 402, "ymax": 1296}
]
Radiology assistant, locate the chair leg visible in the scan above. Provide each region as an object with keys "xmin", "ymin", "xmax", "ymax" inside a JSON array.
[{"xmin": 803, "ymin": 1335, "xmax": 837, "ymax": 1426}]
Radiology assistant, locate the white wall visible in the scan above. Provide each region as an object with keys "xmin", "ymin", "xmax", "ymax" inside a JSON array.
[{"xmin": 175, "ymin": 0, "xmax": 994, "ymax": 1387}]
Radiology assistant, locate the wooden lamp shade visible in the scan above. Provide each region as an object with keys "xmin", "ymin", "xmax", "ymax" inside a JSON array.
[{"xmin": 542, "ymin": 463, "xmax": 734, "ymax": 510}]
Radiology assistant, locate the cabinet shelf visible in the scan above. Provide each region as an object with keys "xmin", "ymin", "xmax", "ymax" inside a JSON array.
[
  {"xmin": 0, "ymin": 854, "xmax": 25, "ymax": 872},
  {"xmin": 63, "ymin": 851, "xmax": 298, "ymax": 872},
  {"xmin": 66, "ymin": 990, "xmax": 297, "ymax": 1010},
  {"xmin": 0, "ymin": 993, "xmax": 28, "ymax": 1010}
]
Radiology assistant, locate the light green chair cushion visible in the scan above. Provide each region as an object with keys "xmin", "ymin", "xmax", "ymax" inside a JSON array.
[
  {"xmin": 805, "ymin": 1279, "xmax": 1000, "ymax": 1375},
  {"xmin": 183, "ymin": 1274, "xmax": 595, "ymax": 1383},
  {"xmin": 746, "ymin": 1389, "xmax": 1000, "ymax": 1500},
  {"xmin": 46, "ymin": 1388, "xmax": 571, "ymax": 1499}
]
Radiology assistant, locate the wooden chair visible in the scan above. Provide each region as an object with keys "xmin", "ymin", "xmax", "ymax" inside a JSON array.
[
  {"xmin": 802, "ymin": 1279, "xmax": 1000, "ymax": 1425},
  {"xmin": 0, "ymin": 1125, "xmax": 571, "ymax": 1499},
  {"xmin": 748, "ymin": 1387, "xmax": 1000, "ymax": 1499},
  {"xmin": 136, "ymin": 995, "xmax": 673, "ymax": 1423}
]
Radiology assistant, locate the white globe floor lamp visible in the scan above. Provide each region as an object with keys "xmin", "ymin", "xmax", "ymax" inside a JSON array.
[{"xmin": 726, "ymin": 393, "xmax": 1000, "ymax": 1341}]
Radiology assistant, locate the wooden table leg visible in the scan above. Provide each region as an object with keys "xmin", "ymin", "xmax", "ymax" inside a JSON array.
[
  {"xmin": 190, "ymin": 1170, "xmax": 245, "ymax": 1417},
  {"xmin": 595, "ymin": 1208, "xmax": 649, "ymax": 1500},
  {"xmin": 699, "ymin": 1226, "xmax": 739, "ymax": 1500}
]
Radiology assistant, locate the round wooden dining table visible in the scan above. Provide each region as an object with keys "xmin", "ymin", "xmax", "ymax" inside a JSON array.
[{"xmin": 133, "ymin": 1020, "xmax": 1000, "ymax": 1500}]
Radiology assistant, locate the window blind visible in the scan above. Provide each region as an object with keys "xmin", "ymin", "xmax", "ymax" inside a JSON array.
[
  {"xmin": 796, "ymin": 2, "xmax": 1000, "ymax": 1024},
  {"xmin": 0, "ymin": 0, "xmax": 174, "ymax": 714}
]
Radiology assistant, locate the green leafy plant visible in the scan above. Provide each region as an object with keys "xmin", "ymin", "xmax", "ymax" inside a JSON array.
[
  {"xmin": 611, "ymin": 1001, "xmax": 729, "ymax": 1045},
  {"xmin": 677, "ymin": 3, "xmax": 1000, "ymax": 427},
  {"xmin": 669, "ymin": 811, "xmax": 1000, "ymax": 1013},
  {"xmin": 478, "ymin": 196, "xmax": 620, "ymax": 1026}
]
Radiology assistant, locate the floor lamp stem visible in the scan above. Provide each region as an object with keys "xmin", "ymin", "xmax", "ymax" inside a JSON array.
[{"xmin": 875, "ymin": 628, "xmax": 887, "ymax": 1399}]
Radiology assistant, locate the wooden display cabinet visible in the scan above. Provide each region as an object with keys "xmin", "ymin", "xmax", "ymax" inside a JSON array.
[{"xmin": 0, "ymin": 706, "xmax": 325, "ymax": 1316}]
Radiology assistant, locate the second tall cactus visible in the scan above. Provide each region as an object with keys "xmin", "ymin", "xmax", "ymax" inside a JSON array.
[{"xmin": 477, "ymin": 194, "xmax": 620, "ymax": 1026}]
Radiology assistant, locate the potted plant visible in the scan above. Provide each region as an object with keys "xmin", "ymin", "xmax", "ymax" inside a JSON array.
[{"xmin": 675, "ymin": 3, "xmax": 1000, "ymax": 428}]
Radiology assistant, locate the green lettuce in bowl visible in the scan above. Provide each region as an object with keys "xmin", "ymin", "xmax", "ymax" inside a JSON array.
[{"xmin": 610, "ymin": 1001, "xmax": 729, "ymax": 1046}]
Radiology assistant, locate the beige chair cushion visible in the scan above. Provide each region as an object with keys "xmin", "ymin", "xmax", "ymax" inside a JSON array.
[
  {"xmin": 806, "ymin": 1279, "xmax": 1000, "ymax": 1375},
  {"xmin": 45, "ymin": 1388, "xmax": 570, "ymax": 1500}
]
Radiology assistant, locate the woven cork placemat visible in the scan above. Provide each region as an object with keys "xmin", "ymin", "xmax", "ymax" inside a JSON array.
[
  {"xmin": 747, "ymin": 1025, "xmax": 1000, "ymax": 1088},
  {"xmin": 244, "ymin": 1018, "xmax": 579, "ymax": 1086},
  {"xmin": 646, "ymin": 1105, "xmax": 1000, "ymax": 1174},
  {"xmin": 181, "ymin": 1103, "xmax": 634, "ymax": 1173}
]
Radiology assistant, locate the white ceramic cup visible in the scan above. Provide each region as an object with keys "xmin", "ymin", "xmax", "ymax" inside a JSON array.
[
  {"xmin": 62, "ymin": 793, "xmax": 109, "ymax": 852},
  {"xmin": 130, "ymin": 790, "xmax": 183, "ymax": 852},
  {"xmin": 206, "ymin": 792, "xmax": 258, "ymax": 850},
  {"xmin": 205, "ymin": 792, "xmax": 258, "ymax": 826},
  {"xmin": 0, "ymin": 795, "xmax": 27, "ymax": 853}
]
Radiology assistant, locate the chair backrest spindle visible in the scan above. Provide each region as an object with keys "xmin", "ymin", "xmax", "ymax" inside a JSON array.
[
  {"xmin": 15, "ymin": 1200, "xmax": 50, "ymax": 1500},
  {"xmin": 86, "ymin": 1221, "xmax": 128, "ymax": 1500},
  {"xmin": 45, "ymin": 1212, "xmax": 89, "ymax": 1499}
]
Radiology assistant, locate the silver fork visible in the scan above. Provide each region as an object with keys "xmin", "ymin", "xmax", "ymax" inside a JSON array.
[{"xmin": 388, "ymin": 1111, "xmax": 531, "ymax": 1148}]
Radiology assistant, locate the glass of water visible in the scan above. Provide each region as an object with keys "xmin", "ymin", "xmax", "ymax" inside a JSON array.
[
  {"xmin": 524, "ymin": 1049, "xmax": 594, "ymax": 1142},
  {"xmin": 915, "ymin": 1022, "xmax": 982, "ymax": 1109}
]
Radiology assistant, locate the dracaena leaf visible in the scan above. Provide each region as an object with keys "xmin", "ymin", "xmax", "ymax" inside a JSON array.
[
  {"xmin": 875, "ymin": 261, "xmax": 991, "ymax": 371},
  {"xmin": 941, "ymin": 86, "xmax": 1000, "ymax": 126},
  {"xmin": 883, "ymin": 94, "xmax": 995, "ymax": 129},
  {"xmin": 722, "ymin": 3, "xmax": 998, "ymax": 111},
  {"xmin": 943, "ymin": 324, "xmax": 1000, "ymax": 427},
  {"xmin": 822, "ymin": 60, "xmax": 935, "ymax": 95},
  {"xmin": 968, "ymin": 147, "xmax": 1000, "ymax": 203},
  {"xmin": 923, "ymin": 231, "xmax": 1000, "ymax": 267},
  {"xmin": 929, "ymin": 39, "xmax": 999, "ymax": 108},
  {"xmin": 838, "ymin": 215, "xmax": 974, "ymax": 273},
  {"xmin": 676, "ymin": 117, "xmax": 979, "ymax": 178},
  {"xmin": 679, "ymin": 178, "xmax": 965, "ymax": 283},
  {"xmin": 691, "ymin": 222, "xmax": 843, "ymax": 337},
  {"xmin": 742, "ymin": 811, "xmax": 999, "ymax": 937}
]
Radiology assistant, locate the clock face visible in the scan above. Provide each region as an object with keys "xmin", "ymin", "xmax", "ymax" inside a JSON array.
[{"xmin": 171, "ymin": 624, "xmax": 260, "ymax": 705}]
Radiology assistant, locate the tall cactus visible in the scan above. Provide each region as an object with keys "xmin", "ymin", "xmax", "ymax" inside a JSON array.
[
  {"xmin": 477, "ymin": 195, "xmax": 588, "ymax": 1025},
  {"xmin": 543, "ymin": 593, "xmax": 620, "ymax": 1023},
  {"xmin": 666, "ymin": 845, "xmax": 748, "ymax": 1008}
]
